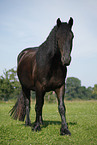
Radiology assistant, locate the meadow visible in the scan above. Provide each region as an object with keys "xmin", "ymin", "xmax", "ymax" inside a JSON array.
[{"xmin": 0, "ymin": 100, "xmax": 97, "ymax": 145}]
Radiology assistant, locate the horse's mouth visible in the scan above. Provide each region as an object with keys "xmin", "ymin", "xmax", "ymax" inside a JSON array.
[{"xmin": 62, "ymin": 56, "xmax": 71, "ymax": 66}]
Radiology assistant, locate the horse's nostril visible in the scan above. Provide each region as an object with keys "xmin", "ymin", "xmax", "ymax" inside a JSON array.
[
  {"xmin": 61, "ymin": 56, "xmax": 71, "ymax": 66},
  {"xmin": 62, "ymin": 57, "xmax": 65, "ymax": 61},
  {"xmin": 61, "ymin": 56, "xmax": 65, "ymax": 63}
]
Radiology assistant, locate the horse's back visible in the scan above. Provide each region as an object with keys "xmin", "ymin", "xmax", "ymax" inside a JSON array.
[{"xmin": 17, "ymin": 47, "xmax": 38, "ymax": 64}]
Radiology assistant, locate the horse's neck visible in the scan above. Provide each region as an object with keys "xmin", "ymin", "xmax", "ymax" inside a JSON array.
[
  {"xmin": 39, "ymin": 26, "xmax": 58, "ymax": 57},
  {"xmin": 46, "ymin": 26, "xmax": 58, "ymax": 55},
  {"xmin": 36, "ymin": 26, "xmax": 59, "ymax": 67}
]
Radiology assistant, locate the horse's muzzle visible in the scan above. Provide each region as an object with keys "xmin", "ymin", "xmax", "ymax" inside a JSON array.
[{"xmin": 61, "ymin": 56, "xmax": 71, "ymax": 66}]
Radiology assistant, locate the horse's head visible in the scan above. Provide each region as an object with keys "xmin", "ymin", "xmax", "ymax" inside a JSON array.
[{"xmin": 56, "ymin": 17, "xmax": 74, "ymax": 66}]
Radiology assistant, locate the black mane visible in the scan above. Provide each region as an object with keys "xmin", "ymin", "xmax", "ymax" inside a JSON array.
[{"xmin": 36, "ymin": 26, "xmax": 58, "ymax": 66}]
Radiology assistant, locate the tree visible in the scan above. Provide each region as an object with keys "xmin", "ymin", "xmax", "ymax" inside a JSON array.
[
  {"xmin": 65, "ymin": 77, "xmax": 95, "ymax": 100},
  {"xmin": 0, "ymin": 68, "xmax": 21, "ymax": 101},
  {"xmin": 66, "ymin": 77, "xmax": 81, "ymax": 100},
  {"xmin": 77, "ymin": 86, "xmax": 91, "ymax": 100},
  {"xmin": 66, "ymin": 77, "xmax": 81, "ymax": 88},
  {"xmin": 93, "ymin": 84, "xmax": 97, "ymax": 95},
  {"xmin": 92, "ymin": 84, "xmax": 97, "ymax": 99},
  {"xmin": 0, "ymin": 76, "xmax": 14, "ymax": 101}
]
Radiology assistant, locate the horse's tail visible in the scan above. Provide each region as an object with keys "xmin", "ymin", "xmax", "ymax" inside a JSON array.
[{"xmin": 9, "ymin": 91, "xmax": 26, "ymax": 121}]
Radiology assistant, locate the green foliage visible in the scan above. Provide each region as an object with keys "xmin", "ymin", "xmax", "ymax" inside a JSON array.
[
  {"xmin": 66, "ymin": 77, "xmax": 81, "ymax": 88},
  {"xmin": 66, "ymin": 77, "xmax": 81, "ymax": 100},
  {"xmin": 45, "ymin": 91, "xmax": 56, "ymax": 103},
  {"xmin": 0, "ymin": 68, "xmax": 21, "ymax": 101},
  {"xmin": 0, "ymin": 68, "xmax": 97, "ymax": 101},
  {"xmin": 0, "ymin": 101, "xmax": 97, "ymax": 144},
  {"xmin": 66, "ymin": 77, "xmax": 97, "ymax": 100},
  {"xmin": 93, "ymin": 84, "xmax": 97, "ymax": 95}
]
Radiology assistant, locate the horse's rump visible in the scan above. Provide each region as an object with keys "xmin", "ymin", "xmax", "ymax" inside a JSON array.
[
  {"xmin": 17, "ymin": 48, "xmax": 38, "ymax": 90},
  {"xmin": 17, "ymin": 47, "xmax": 38, "ymax": 65}
]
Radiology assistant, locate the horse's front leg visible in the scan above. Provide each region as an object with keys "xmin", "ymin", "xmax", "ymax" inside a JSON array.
[
  {"xmin": 32, "ymin": 85, "xmax": 45, "ymax": 131},
  {"xmin": 55, "ymin": 84, "xmax": 71, "ymax": 135}
]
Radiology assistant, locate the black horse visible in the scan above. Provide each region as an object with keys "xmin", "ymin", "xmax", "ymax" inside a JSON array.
[{"xmin": 10, "ymin": 17, "xmax": 74, "ymax": 135}]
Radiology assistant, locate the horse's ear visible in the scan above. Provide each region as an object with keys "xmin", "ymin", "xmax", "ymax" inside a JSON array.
[
  {"xmin": 57, "ymin": 18, "xmax": 61, "ymax": 27},
  {"xmin": 68, "ymin": 17, "xmax": 73, "ymax": 29}
]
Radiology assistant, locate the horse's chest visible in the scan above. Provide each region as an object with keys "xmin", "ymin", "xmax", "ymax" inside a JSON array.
[
  {"xmin": 36, "ymin": 63, "xmax": 67, "ymax": 91},
  {"xmin": 43, "ymin": 68, "xmax": 66, "ymax": 91},
  {"xmin": 50, "ymin": 69, "xmax": 65, "ymax": 85}
]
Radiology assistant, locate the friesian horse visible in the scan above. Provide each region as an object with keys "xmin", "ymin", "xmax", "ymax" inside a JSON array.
[{"xmin": 10, "ymin": 17, "xmax": 74, "ymax": 135}]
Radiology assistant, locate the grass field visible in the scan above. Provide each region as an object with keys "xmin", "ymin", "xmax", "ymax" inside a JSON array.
[{"xmin": 0, "ymin": 100, "xmax": 97, "ymax": 145}]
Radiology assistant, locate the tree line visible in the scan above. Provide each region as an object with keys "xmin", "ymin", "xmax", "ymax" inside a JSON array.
[{"xmin": 0, "ymin": 68, "xmax": 97, "ymax": 101}]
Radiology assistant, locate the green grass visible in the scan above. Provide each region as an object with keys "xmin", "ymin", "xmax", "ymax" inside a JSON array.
[{"xmin": 0, "ymin": 101, "xmax": 97, "ymax": 145}]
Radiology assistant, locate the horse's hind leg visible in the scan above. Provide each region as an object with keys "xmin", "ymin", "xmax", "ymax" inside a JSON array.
[
  {"xmin": 22, "ymin": 87, "xmax": 31, "ymax": 126},
  {"xmin": 55, "ymin": 85, "xmax": 71, "ymax": 135},
  {"xmin": 32, "ymin": 85, "xmax": 45, "ymax": 131}
]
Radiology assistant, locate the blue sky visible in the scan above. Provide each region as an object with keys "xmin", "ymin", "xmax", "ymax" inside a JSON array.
[{"xmin": 0, "ymin": 0, "xmax": 97, "ymax": 87}]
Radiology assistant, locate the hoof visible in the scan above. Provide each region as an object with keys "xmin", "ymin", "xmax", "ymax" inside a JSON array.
[
  {"xmin": 25, "ymin": 121, "xmax": 31, "ymax": 126},
  {"xmin": 39, "ymin": 120, "xmax": 43, "ymax": 125},
  {"xmin": 39, "ymin": 117, "xmax": 43, "ymax": 125},
  {"xmin": 60, "ymin": 128, "xmax": 71, "ymax": 136},
  {"xmin": 32, "ymin": 123, "xmax": 41, "ymax": 132}
]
